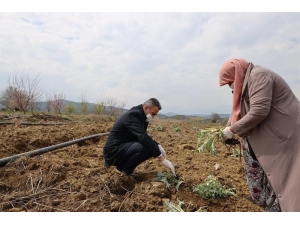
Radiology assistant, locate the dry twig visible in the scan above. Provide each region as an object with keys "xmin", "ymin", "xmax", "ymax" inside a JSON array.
[
  {"xmin": 118, "ymin": 186, "xmax": 136, "ymax": 212},
  {"xmin": 98, "ymin": 173, "xmax": 113, "ymax": 198}
]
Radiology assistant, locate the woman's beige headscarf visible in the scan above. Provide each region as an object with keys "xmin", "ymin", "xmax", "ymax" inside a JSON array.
[{"xmin": 219, "ymin": 59, "xmax": 249, "ymax": 124}]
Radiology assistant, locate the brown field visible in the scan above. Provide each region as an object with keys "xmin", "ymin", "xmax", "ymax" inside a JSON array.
[{"xmin": 0, "ymin": 113, "xmax": 264, "ymax": 212}]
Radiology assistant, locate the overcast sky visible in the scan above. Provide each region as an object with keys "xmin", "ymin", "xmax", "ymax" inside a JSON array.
[{"xmin": 1, "ymin": 2, "xmax": 299, "ymax": 115}]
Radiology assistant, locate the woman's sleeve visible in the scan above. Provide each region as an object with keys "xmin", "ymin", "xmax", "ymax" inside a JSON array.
[{"xmin": 232, "ymin": 72, "xmax": 273, "ymax": 136}]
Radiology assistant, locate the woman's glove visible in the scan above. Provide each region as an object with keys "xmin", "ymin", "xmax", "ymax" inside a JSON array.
[
  {"xmin": 158, "ymin": 145, "xmax": 166, "ymax": 158},
  {"xmin": 161, "ymin": 159, "xmax": 176, "ymax": 175},
  {"xmin": 222, "ymin": 127, "xmax": 233, "ymax": 140}
]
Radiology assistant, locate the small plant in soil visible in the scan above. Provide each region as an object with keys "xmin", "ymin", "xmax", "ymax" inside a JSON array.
[
  {"xmin": 164, "ymin": 199, "xmax": 185, "ymax": 212},
  {"xmin": 193, "ymin": 175, "xmax": 236, "ymax": 199},
  {"xmin": 153, "ymin": 172, "xmax": 184, "ymax": 192},
  {"xmin": 173, "ymin": 127, "xmax": 181, "ymax": 132},
  {"xmin": 155, "ymin": 125, "xmax": 163, "ymax": 131}
]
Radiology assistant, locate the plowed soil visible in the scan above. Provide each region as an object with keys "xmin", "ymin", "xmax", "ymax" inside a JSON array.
[{"xmin": 0, "ymin": 113, "xmax": 264, "ymax": 212}]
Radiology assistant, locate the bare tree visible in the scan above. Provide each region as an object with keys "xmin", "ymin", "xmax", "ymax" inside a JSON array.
[
  {"xmin": 106, "ymin": 96, "xmax": 118, "ymax": 116},
  {"xmin": 29, "ymin": 101, "xmax": 41, "ymax": 112},
  {"xmin": 52, "ymin": 93, "xmax": 66, "ymax": 114},
  {"xmin": 116, "ymin": 99, "xmax": 127, "ymax": 116},
  {"xmin": 45, "ymin": 93, "xmax": 53, "ymax": 113},
  {"xmin": 0, "ymin": 86, "xmax": 17, "ymax": 110},
  {"xmin": 7, "ymin": 70, "xmax": 43, "ymax": 114},
  {"xmin": 96, "ymin": 95, "xmax": 127, "ymax": 116}
]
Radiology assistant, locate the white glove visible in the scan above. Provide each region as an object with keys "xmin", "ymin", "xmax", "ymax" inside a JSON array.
[
  {"xmin": 158, "ymin": 145, "xmax": 166, "ymax": 159},
  {"xmin": 222, "ymin": 127, "xmax": 233, "ymax": 140},
  {"xmin": 161, "ymin": 159, "xmax": 176, "ymax": 176}
]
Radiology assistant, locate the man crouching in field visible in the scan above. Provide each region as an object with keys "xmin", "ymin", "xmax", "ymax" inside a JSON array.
[{"xmin": 103, "ymin": 98, "xmax": 175, "ymax": 176}]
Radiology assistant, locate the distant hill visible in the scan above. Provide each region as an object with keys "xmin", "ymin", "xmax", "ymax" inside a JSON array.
[
  {"xmin": 36, "ymin": 100, "xmax": 96, "ymax": 113},
  {"xmin": 1, "ymin": 100, "xmax": 230, "ymax": 118},
  {"xmin": 163, "ymin": 112, "xmax": 177, "ymax": 117},
  {"xmin": 163, "ymin": 112, "xmax": 230, "ymax": 119},
  {"xmin": 191, "ymin": 113, "xmax": 230, "ymax": 119}
]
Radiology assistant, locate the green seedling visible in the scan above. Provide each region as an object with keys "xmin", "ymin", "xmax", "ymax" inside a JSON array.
[
  {"xmin": 153, "ymin": 172, "xmax": 184, "ymax": 192},
  {"xmin": 193, "ymin": 175, "xmax": 236, "ymax": 199},
  {"xmin": 164, "ymin": 200, "xmax": 184, "ymax": 212}
]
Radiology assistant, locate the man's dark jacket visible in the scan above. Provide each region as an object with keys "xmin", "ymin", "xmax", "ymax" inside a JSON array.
[{"xmin": 103, "ymin": 104, "xmax": 161, "ymax": 167}]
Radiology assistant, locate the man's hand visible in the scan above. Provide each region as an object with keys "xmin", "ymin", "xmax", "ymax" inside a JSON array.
[
  {"xmin": 158, "ymin": 145, "xmax": 166, "ymax": 158},
  {"xmin": 222, "ymin": 127, "xmax": 234, "ymax": 140},
  {"xmin": 161, "ymin": 159, "xmax": 176, "ymax": 175}
]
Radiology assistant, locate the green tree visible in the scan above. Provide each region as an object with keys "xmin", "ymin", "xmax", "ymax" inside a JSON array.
[
  {"xmin": 79, "ymin": 92, "xmax": 89, "ymax": 115},
  {"xmin": 94, "ymin": 102, "xmax": 106, "ymax": 115},
  {"xmin": 65, "ymin": 103, "xmax": 75, "ymax": 115},
  {"xmin": 80, "ymin": 101, "xmax": 88, "ymax": 115},
  {"xmin": 211, "ymin": 113, "xmax": 220, "ymax": 123}
]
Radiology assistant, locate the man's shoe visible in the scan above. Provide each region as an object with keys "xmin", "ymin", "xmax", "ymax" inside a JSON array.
[
  {"xmin": 117, "ymin": 170, "xmax": 136, "ymax": 177},
  {"xmin": 123, "ymin": 171, "xmax": 136, "ymax": 177},
  {"xmin": 116, "ymin": 166, "xmax": 123, "ymax": 172}
]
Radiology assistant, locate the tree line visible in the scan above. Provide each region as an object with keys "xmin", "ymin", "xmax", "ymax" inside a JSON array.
[{"xmin": 0, "ymin": 71, "xmax": 127, "ymax": 116}]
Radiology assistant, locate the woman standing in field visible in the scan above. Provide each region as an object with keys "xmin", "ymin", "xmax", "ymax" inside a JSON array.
[{"xmin": 219, "ymin": 58, "xmax": 300, "ymax": 212}]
